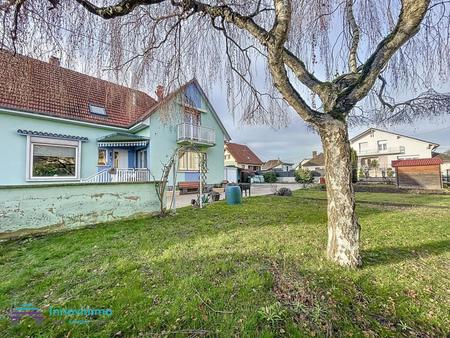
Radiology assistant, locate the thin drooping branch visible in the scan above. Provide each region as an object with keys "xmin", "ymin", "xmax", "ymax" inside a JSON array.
[
  {"xmin": 372, "ymin": 75, "xmax": 450, "ymax": 124},
  {"xmin": 67, "ymin": 0, "xmax": 327, "ymax": 100}
]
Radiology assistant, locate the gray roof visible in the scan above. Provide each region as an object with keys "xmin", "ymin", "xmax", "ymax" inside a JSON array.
[{"xmin": 17, "ymin": 129, "xmax": 88, "ymax": 141}]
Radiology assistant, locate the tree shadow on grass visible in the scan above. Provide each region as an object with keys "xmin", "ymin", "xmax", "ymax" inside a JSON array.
[{"xmin": 362, "ymin": 240, "xmax": 450, "ymax": 267}]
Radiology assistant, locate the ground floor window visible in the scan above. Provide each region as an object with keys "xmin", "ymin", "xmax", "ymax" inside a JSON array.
[
  {"xmin": 28, "ymin": 136, "xmax": 80, "ymax": 180},
  {"xmin": 178, "ymin": 151, "xmax": 206, "ymax": 171}
]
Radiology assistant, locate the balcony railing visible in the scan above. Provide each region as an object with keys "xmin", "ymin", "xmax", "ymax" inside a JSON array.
[
  {"xmin": 177, "ymin": 123, "xmax": 216, "ymax": 146},
  {"xmin": 82, "ymin": 168, "xmax": 151, "ymax": 183},
  {"xmin": 358, "ymin": 146, "xmax": 405, "ymax": 156}
]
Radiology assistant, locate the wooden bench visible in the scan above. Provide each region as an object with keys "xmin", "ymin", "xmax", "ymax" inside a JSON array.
[{"xmin": 178, "ymin": 181, "xmax": 200, "ymax": 195}]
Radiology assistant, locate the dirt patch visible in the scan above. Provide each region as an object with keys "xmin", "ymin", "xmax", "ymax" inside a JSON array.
[{"xmin": 270, "ymin": 262, "xmax": 336, "ymax": 336}]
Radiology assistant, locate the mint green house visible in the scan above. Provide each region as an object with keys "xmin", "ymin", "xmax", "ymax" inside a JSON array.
[{"xmin": 0, "ymin": 51, "xmax": 230, "ymax": 187}]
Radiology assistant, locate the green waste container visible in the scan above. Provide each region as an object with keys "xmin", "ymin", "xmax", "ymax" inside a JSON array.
[{"xmin": 225, "ymin": 185, "xmax": 242, "ymax": 205}]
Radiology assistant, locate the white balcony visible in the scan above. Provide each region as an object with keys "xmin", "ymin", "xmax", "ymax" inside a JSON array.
[
  {"xmin": 177, "ymin": 123, "xmax": 216, "ymax": 147},
  {"xmin": 358, "ymin": 146, "xmax": 405, "ymax": 156}
]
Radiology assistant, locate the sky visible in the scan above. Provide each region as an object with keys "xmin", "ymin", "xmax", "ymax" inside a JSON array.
[{"xmin": 207, "ymin": 84, "xmax": 450, "ymax": 165}]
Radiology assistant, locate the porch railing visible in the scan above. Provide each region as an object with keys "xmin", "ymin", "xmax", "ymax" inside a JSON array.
[
  {"xmin": 112, "ymin": 168, "xmax": 151, "ymax": 182},
  {"xmin": 177, "ymin": 123, "xmax": 216, "ymax": 146},
  {"xmin": 82, "ymin": 168, "xmax": 151, "ymax": 183}
]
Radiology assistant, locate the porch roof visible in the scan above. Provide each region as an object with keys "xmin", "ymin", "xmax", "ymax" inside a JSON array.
[{"xmin": 97, "ymin": 132, "xmax": 149, "ymax": 147}]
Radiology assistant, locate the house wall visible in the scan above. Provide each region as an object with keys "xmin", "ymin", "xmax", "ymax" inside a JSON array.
[
  {"xmin": 224, "ymin": 147, "xmax": 238, "ymax": 167},
  {"xmin": 351, "ymin": 129, "xmax": 436, "ymax": 177},
  {"xmin": 441, "ymin": 162, "xmax": 450, "ymax": 180},
  {"xmin": 0, "ymin": 110, "xmax": 127, "ymax": 185},
  {"xmin": 140, "ymin": 83, "xmax": 225, "ymax": 186},
  {"xmin": 0, "ymin": 182, "xmax": 161, "ymax": 239},
  {"xmin": 395, "ymin": 165, "xmax": 442, "ymax": 190}
]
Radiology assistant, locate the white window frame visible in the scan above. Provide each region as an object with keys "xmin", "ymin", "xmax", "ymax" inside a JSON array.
[
  {"xmin": 178, "ymin": 151, "xmax": 205, "ymax": 172},
  {"xmin": 359, "ymin": 142, "xmax": 368, "ymax": 152},
  {"xmin": 377, "ymin": 140, "xmax": 388, "ymax": 151},
  {"xmin": 26, "ymin": 136, "xmax": 81, "ymax": 182}
]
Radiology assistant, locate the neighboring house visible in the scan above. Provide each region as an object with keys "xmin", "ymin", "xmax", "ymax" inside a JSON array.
[
  {"xmin": 262, "ymin": 159, "xmax": 295, "ymax": 182},
  {"xmin": 350, "ymin": 128, "xmax": 439, "ymax": 178},
  {"xmin": 224, "ymin": 142, "xmax": 263, "ymax": 171},
  {"xmin": 392, "ymin": 158, "xmax": 443, "ymax": 190},
  {"xmin": 262, "ymin": 159, "xmax": 293, "ymax": 172},
  {"xmin": 433, "ymin": 152, "xmax": 450, "ymax": 182},
  {"xmin": 300, "ymin": 151, "xmax": 325, "ymax": 177},
  {"xmin": 0, "ymin": 51, "xmax": 230, "ymax": 186}
]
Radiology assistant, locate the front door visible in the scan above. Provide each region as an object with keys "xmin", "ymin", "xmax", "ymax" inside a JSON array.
[{"xmin": 113, "ymin": 150, "xmax": 128, "ymax": 168}]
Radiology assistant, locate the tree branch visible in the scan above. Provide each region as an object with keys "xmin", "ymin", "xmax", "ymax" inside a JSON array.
[
  {"xmin": 344, "ymin": 0, "xmax": 431, "ymax": 105},
  {"xmin": 345, "ymin": 0, "xmax": 360, "ymax": 73},
  {"xmin": 72, "ymin": 0, "xmax": 165, "ymax": 19}
]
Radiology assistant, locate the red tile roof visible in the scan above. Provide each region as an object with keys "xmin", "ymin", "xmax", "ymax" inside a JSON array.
[
  {"xmin": 226, "ymin": 142, "xmax": 263, "ymax": 165},
  {"xmin": 392, "ymin": 158, "xmax": 443, "ymax": 167},
  {"xmin": 0, "ymin": 50, "xmax": 157, "ymax": 128}
]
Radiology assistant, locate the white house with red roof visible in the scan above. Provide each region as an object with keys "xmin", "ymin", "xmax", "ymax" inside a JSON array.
[
  {"xmin": 0, "ymin": 50, "xmax": 230, "ymax": 186},
  {"xmin": 350, "ymin": 128, "xmax": 439, "ymax": 178},
  {"xmin": 224, "ymin": 142, "xmax": 263, "ymax": 171}
]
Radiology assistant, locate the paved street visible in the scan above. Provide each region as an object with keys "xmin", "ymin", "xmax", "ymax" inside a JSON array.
[{"xmin": 167, "ymin": 183, "xmax": 306, "ymax": 209}]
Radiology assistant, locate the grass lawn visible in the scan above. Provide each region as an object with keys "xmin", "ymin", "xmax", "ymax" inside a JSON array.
[{"xmin": 0, "ymin": 190, "xmax": 449, "ymax": 337}]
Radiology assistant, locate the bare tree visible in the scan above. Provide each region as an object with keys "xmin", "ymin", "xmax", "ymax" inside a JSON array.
[{"xmin": 2, "ymin": 0, "xmax": 450, "ymax": 268}]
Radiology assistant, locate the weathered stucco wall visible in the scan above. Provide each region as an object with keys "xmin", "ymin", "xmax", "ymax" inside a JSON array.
[{"xmin": 0, "ymin": 182, "xmax": 161, "ymax": 239}]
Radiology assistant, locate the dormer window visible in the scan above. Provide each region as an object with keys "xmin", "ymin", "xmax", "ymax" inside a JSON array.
[{"xmin": 89, "ymin": 104, "xmax": 107, "ymax": 116}]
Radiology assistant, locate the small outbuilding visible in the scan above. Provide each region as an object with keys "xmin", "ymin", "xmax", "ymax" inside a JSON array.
[{"xmin": 392, "ymin": 158, "xmax": 443, "ymax": 190}]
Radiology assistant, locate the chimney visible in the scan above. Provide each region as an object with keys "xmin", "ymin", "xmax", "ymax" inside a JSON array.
[
  {"xmin": 155, "ymin": 85, "xmax": 165, "ymax": 101},
  {"xmin": 49, "ymin": 56, "xmax": 60, "ymax": 67},
  {"xmin": 312, "ymin": 151, "xmax": 317, "ymax": 158}
]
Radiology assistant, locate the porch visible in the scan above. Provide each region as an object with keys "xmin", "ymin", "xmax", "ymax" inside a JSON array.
[{"xmin": 82, "ymin": 132, "xmax": 151, "ymax": 183}]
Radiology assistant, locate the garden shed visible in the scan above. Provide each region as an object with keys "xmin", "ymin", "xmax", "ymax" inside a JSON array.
[{"xmin": 392, "ymin": 158, "xmax": 443, "ymax": 190}]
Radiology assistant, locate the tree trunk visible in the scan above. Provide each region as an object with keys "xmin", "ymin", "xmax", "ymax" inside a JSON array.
[{"xmin": 320, "ymin": 121, "xmax": 361, "ymax": 268}]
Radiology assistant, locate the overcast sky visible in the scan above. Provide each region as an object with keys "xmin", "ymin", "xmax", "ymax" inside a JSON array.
[{"xmin": 207, "ymin": 84, "xmax": 450, "ymax": 164}]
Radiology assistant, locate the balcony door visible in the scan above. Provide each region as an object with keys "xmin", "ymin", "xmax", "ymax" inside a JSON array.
[{"xmin": 184, "ymin": 110, "xmax": 201, "ymax": 139}]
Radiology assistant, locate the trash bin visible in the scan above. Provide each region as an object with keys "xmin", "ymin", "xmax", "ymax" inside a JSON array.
[{"xmin": 225, "ymin": 185, "xmax": 242, "ymax": 205}]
